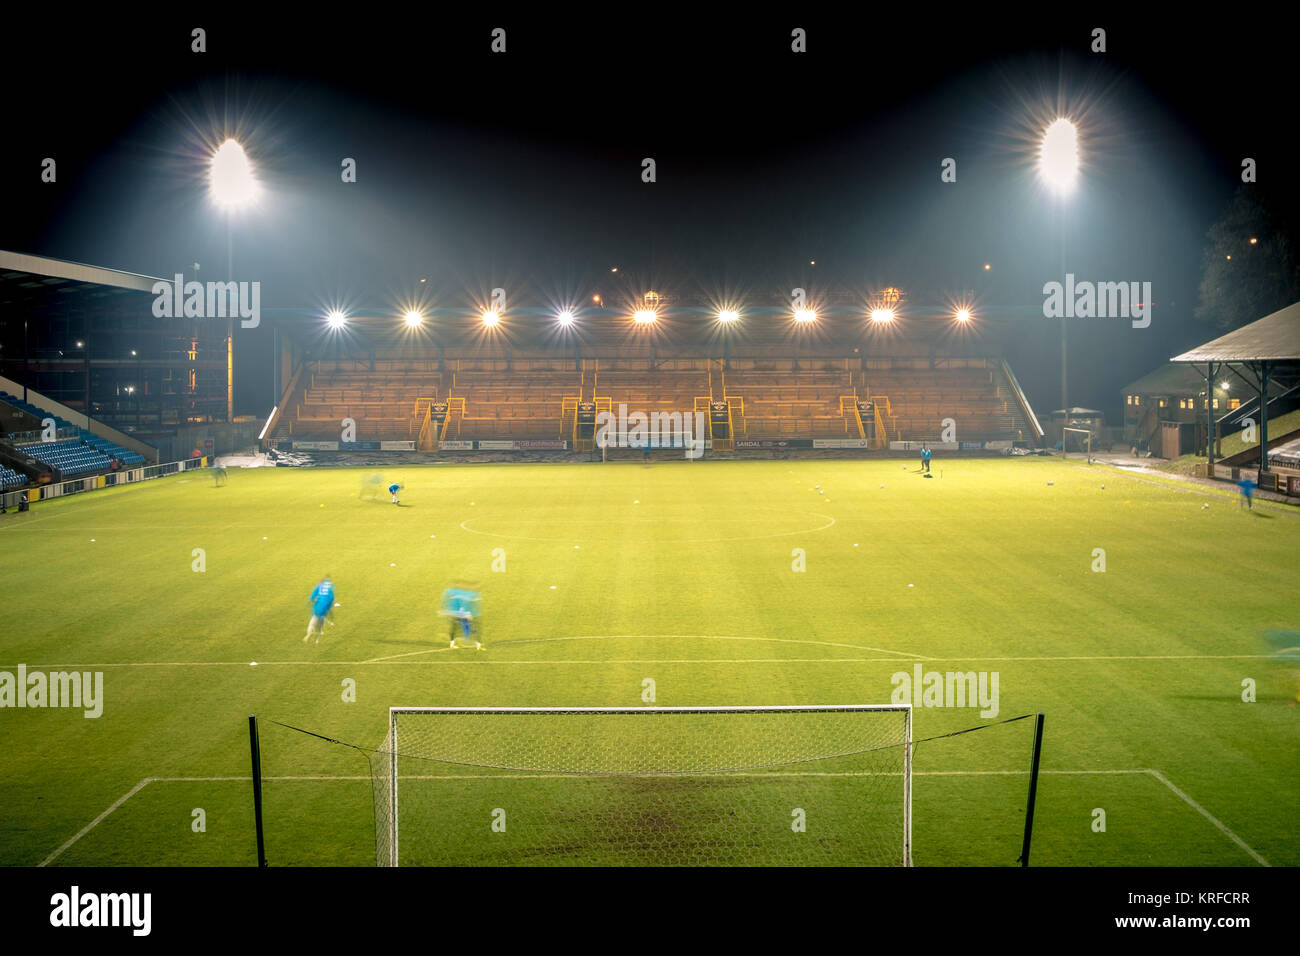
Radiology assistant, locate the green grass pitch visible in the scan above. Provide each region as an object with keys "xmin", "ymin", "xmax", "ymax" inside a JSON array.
[{"xmin": 1, "ymin": 457, "xmax": 1296, "ymax": 866}]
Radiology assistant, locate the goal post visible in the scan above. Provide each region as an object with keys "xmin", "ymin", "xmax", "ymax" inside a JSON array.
[
  {"xmin": 1062, "ymin": 426, "xmax": 1093, "ymax": 461},
  {"xmin": 375, "ymin": 705, "xmax": 912, "ymax": 867}
]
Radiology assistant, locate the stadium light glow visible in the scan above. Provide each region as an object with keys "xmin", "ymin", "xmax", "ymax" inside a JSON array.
[
  {"xmin": 209, "ymin": 139, "xmax": 259, "ymax": 208},
  {"xmin": 870, "ymin": 309, "xmax": 895, "ymax": 324},
  {"xmin": 556, "ymin": 310, "xmax": 575, "ymax": 327},
  {"xmin": 482, "ymin": 310, "xmax": 500, "ymax": 327},
  {"xmin": 1039, "ymin": 118, "xmax": 1079, "ymax": 195},
  {"xmin": 633, "ymin": 309, "xmax": 657, "ymax": 324},
  {"xmin": 717, "ymin": 309, "xmax": 739, "ymax": 323},
  {"xmin": 793, "ymin": 308, "xmax": 816, "ymax": 323},
  {"xmin": 404, "ymin": 311, "xmax": 423, "ymax": 328},
  {"xmin": 326, "ymin": 310, "xmax": 347, "ymax": 329},
  {"xmin": 954, "ymin": 308, "xmax": 971, "ymax": 323}
]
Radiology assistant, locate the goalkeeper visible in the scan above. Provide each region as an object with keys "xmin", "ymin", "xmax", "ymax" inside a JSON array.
[{"xmin": 440, "ymin": 583, "xmax": 483, "ymax": 650}]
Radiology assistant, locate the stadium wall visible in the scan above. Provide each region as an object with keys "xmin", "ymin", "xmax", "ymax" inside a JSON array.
[{"xmin": 0, "ymin": 455, "xmax": 208, "ymax": 510}]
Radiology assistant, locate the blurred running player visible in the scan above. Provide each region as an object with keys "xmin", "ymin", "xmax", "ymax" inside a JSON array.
[
  {"xmin": 1237, "ymin": 475, "xmax": 1256, "ymax": 510},
  {"xmin": 440, "ymin": 583, "xmax": 483, "ymax": 649},
  {"xmin": 304, "ymin": 575, "xmax": 336, "ymax": 643}
]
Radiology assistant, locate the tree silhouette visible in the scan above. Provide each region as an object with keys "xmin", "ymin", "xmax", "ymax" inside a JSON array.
[{"xmin": 1195, "ymin": 185, "xmax": 1300, "ymax": 331}]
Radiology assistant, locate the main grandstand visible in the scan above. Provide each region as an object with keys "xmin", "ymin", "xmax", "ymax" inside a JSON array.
[{"xmin": 268, "ymin": 300, "xmax": 1043, "ymax": 455}]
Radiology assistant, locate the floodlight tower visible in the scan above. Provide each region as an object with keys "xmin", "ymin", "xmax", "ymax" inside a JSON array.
[
  {"xmin": 1039, "ymin": 119, "xmax": 1078, "ymax": 438},
  {"xmin": 209, "ymin": 139, "xmax": 260, "ymax": 423}
]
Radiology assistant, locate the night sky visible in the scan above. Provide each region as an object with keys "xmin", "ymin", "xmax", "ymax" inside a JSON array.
[{"xmin": 2, "ymin": 11, "xmax": 1295, "ymax": 417}]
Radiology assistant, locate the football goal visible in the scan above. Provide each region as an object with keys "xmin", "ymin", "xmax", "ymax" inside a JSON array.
[
  {"xmin": 371, "ymin": 705, "xmax": 912, "ymax": 867},
  {"xmin": 1062, "ymin": 426, "xmax": 1094, "ymax": 461}
]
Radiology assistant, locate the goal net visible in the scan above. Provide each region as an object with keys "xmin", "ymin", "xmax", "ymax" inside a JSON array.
[
  {"xmin": 1062, "ymin": 426, "xmax": 1093, "ymax": 460},
  {"xmin": 371, "ymin": 705, "xmax": 911, "ymax": 867}
]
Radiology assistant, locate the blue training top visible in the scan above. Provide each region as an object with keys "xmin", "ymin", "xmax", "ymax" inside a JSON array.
[
  {"xmin": 441, "ymin": 587, "xmax": 481, "ymax": 619},
  {"xmin": 310, "ymin": 580, "xmax": 335, "ymax": 616}
]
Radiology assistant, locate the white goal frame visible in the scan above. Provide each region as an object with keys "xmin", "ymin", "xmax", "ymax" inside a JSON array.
[
  {"xmin": 387, "ymin": 704, "xmax": 912, "ymax": 867},
  {"xmin": 1062, "ymin": 426, "xmax": 1093, "ymax": 461}
]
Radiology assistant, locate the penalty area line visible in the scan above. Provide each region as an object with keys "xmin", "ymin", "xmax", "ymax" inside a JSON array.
[
  {"xmin": 7, "ymin": 653, "xmax": 1276, "ymax": 669},
  {"xmin": 38, "ymin": 768, "xmax": 1267, "ymax": 868},
  {"xmin": 38, "ymin": 777, "xmax": 156, "ymax": 867}
]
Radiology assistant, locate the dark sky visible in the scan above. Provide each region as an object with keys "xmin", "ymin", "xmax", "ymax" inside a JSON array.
[{"xmin": 1, "ymin": 10, "xmax": 1295, "ymax": 417}]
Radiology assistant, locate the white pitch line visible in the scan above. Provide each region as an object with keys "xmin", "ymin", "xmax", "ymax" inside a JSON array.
[
  {"xmin": 363, "ymin": 634, "xmax": 930, "ymax": 664},
  {"xmin": 38, "ymin": 777, "xmax": 156, "ymax": 867},
  {"xmin": 1145, "ymin": 769, "xmax": 1270, "ymax": 867},
  {"xmin": 37, "ymin": 768, "xmax": 1270, "ymax": 867},
  {"xmin": 364, "ymin": 646, "xmax": 458, "ymax": 663},
  {"xmin": 4, "ymin": 653, "xmax": 1276, "ymax": 669},
  {"xmin": 458, "ymin": 511, "xmax": 837, "ymax": 543}
]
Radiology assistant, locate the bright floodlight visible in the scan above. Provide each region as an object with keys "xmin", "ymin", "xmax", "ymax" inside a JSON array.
[
  {"xmin": 633, "ymin": 309, "xmax": 657, "ymax": 324},
  {"xmin": 1039, "ymin": 119, "xmax": 1079, "ymax": 194},
  {"xmin": 717, "ymin": 309, "xmax": 739, "ymax": 323},
  {"xmin": 556, "ymin": 310, "xmax": 575, "ymax": 327},
  {"xmin": 955, "ymin": 308, "xmax": 971, "ymax": 323},
  {"xmin": 404, "ymin": 311, "xmax": 423, "ymax": 328},
  {"xmin": 326, "ymin": 310, "xmax": 347, "ymax": 329},
  {"xmin": 793, "ymin": 308, "xmax": 816, "ymax": 323},
  {"xmin": 870, "ymin": 309, "xmax": 895, "ymax": 324},
  {"xmin": 482, "ymin": 310, "xmax": 500, "ymax": 327},
  {"xmin": 210, "ymin": 139, "xmax": 259, "ymax": 208}
]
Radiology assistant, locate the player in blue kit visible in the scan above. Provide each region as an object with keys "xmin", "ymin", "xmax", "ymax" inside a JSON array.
[
  {"xmin": 1237, "ymin": 475, "xmax": 1256, "ymax": 510},
  {"xmin": 440, "ymin": 583, "xmax": 483, "ymax": 650},
  {"xmin": 304, "ymin": 575, "xmax": 336, "ymax": 643},
  {"xmin": 388, "ymin": 482, "xmax": 402, "ymax": 505}
]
